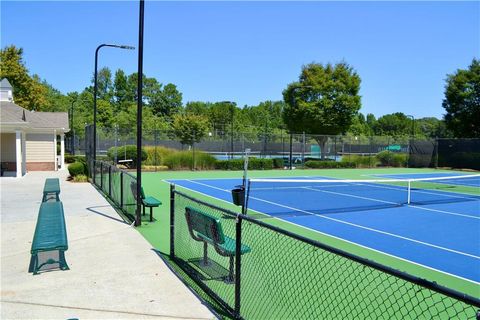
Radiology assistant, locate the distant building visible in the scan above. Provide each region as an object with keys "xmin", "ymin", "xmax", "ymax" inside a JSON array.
[{"xmin": 0, "ymin": 78, "xmax": 69, "ymax": 177}]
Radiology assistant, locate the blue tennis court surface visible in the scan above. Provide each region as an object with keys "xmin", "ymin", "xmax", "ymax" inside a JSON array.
[{"xmin": 168, "ymin": 174, "xmax": 480, "ymax": 284}]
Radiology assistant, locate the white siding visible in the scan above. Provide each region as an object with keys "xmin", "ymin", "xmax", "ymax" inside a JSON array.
[
  {"xmin": 0, "ymin": 133, "xmax": 16, "ymax": 162},
  {"xmin": 26, "ymin": 133, "xmax": 54, "ymax": 162}
]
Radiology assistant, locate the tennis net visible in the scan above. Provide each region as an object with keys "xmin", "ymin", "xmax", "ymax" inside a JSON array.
[{"xmin": 246, "ymin": 174, "xmax": 480, "ymax": 217}]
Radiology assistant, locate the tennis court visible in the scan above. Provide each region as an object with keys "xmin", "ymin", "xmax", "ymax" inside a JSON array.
[{"xmin": 168, "ymin": 173, "xmax": 480, "ymax": 286}]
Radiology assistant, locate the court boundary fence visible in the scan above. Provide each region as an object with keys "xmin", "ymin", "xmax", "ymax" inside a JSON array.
[
  {"xmin": 90, "ymin": 159, "xmax": 138, "ymax": 223},
  {"xmin": 170, "ymin": 185, "xmax": 480, "ymax": 319}
]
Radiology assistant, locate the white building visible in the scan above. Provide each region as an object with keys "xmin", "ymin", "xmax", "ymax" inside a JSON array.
[{"xmin": 0, "ymin": 78, "xmax": 69, "ymax": 177}]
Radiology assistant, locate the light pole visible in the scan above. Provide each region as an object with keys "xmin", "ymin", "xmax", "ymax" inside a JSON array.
[
  {"xmin": 222, "ymin": 101, "xmax": 235, "ymax": 159},
  {"xmin": 70, "ymin": 98, "xmax": 76, "ymax": 155},
  {"xmin": 406, "ymin": 115, "xmax": 415, "ymax": 139},
  {"xmin": 289, "ymin": 85, "xmax": 314, "ymax": 169},
  {"xmin": 406, "ymin": 115, "xmax": 415, "ymax": 169},
  {"xmin": 93, "ymin": 43, "xmax": 135, "ymax": 178},
  {"xmin": 135, "ymin": 0, "xmax": 145, "ymax": 227}
]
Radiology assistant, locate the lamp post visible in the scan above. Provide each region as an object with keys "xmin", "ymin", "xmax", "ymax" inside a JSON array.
[
  {"xmin": 407, "ymin": 115, "xmax": 415, "ymax": 139},
  {"xmin": 406, "ymin": 115, "xmax": 415, "ymax": 169},
  {"xmin": 70, "ymin": 98, "xmax": 76, "ymax": 155},
  {"xmin": 222, "ymin": 101, "xmax": 235, "ymax": 159},
  {"xmin": 289, "ymin": 85, "xmax": 314, "ymax": 170},
  {"xmin": 135, "ymin": 0, "xmax": 145, "ymax": 227},
  {"xmin": 93, "ymin": 43, "xmax": 135, "ymax": 180}
]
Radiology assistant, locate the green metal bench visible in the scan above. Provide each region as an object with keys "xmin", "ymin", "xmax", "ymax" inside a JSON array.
[
  {"xmin": 42, "ymin": 178, "xmax": 60, "ymax": 202},
  {"xmin": 185, "ymin": 206, "xmax": 251, "ymax": 282},
  {"xmin": 130, "ymin": 182, "xmax": 161, "ymax": 222},
  {"xmin": 28, "ymin": 201, "xmax": 69, "ymax": 275}
]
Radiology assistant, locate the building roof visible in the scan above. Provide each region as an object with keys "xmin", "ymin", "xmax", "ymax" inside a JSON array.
[
  {"xmin": 0, "ymin": 78, "xmax": 12, "ymax": 90},
  {"xmin": 1, "ymin": 101, "xmax": 69, "ymax": 130}
]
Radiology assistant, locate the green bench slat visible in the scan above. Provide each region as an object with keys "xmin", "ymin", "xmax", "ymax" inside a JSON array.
[
  {"xmin": 31, "ymin": 202, "xmax": 68, "ymax": 253},
  {"xmin": 198, "ymin": 233, "xmax": 251, "ymax": 255},
  {"xmin": 186, "ymin": 206, "xmax": 251, "ymax": 256},
  {"xmin": 143, "ymin": 196, "xmax": 161, "ymax": 207},
  {"xmin": 43, "ymin": 178, "xmax": 60, "ymax": 193},
  {"xmin": 43, "ymin": 178, "xmax": 60, "ymax": 202}
]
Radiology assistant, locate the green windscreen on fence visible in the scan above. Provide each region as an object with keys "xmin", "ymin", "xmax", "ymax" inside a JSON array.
[{"xmin": 171, "ymin": 188, "xmax": 480, "ymax": 319}]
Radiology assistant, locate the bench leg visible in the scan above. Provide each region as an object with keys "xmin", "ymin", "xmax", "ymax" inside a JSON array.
[
  {"xmin": 59, "ymin": 250, "xmax": 70, "ymax": 271},
  {"xmin": 200, "ymin": 242, "xmax": 209, "ymax": 266},
  {"xmin": 227, "ymin": 256, "xmax": 234, "ymax": 283},
  {"xmin": 28, "ymin": 254, "xmax": 38, "ymax": 273},
  {"xmin": 150, "ymin": 206, "xmax": 153, "ymax": 222},
  {"xmin": 142, "ymin": 205, "xmax": 145, "ymax": 216}
]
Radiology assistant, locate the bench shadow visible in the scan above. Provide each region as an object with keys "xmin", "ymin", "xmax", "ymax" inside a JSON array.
[
  {"xmin": 86, "ymin": 206, "xmax": 129, "ymax": 225},
  {"xmin": 150, "ymin": 249, "xmax": 224, "ymax": 319}
]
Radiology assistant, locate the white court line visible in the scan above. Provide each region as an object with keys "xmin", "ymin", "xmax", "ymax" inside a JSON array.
[
  {"xmin": 186, "ymin": 179, "xmax": 480, "ymax": 260},
  {"xmin": 165, "ymin": 179, "xmax": 480, "ymax": 285},
  {"xmin": 350, "ymin": 182, "xmax": 480, "ymax": 220}
]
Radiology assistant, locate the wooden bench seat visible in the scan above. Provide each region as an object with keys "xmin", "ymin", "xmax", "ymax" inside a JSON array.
[
  {"xmin": 28, "ymin": 201, "xmax": 69, "ymax": 275},
  {"xmin": 185, "ymin": 206, "xmax": 251, "ymax": 282}
]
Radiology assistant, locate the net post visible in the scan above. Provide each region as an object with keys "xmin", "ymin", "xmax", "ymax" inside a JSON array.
[
  {"xmin": 234, "ymin": 214, "xmax": 242, "ymax": 319},
  {"xmin": 170, "ymin": 183, "xmax": 175, "ymax": 257},
  {"xmin": 407, "ymin": 180, "xmax": 411, "ymax": 204}
]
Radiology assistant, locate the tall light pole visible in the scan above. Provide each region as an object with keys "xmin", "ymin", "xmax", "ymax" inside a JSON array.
[
  {"xmin": 93, "ymin": 43, "xmax": 135, "ymax": 180},
  {"xmin": 289, "ymin": 85, "xmax": 314, "ymax": 169},
  {"xmin": 70, "ymin": 97, "xmax": 76, "ymax": 155},
  {"xmin": 407, "ymin": 115, "xmax": 415, "ymax": 139},
  {"xmin": 135, "ymin": 0, "xmax": 145, "ymax": 227}
]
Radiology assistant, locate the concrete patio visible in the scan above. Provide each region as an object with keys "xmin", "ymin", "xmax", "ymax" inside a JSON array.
[{"xmin": 0, "ymin": 170, "xmax": 215, "ymax": 319}]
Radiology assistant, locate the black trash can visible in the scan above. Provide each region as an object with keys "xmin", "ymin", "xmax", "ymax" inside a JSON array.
[{"xmin": 231, "ymin": 185, "xmax": 245, "ymax": 206}]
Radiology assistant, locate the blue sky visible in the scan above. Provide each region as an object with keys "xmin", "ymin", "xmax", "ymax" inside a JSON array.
[{"xmin": 1, "ymin": 1, "xmax": 479, "ymax": 118}]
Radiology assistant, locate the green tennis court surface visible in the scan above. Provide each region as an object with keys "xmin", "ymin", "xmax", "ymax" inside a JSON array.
[{"xmin": 101, "ymin": 167, "xmax": 480, "ymax": 318}]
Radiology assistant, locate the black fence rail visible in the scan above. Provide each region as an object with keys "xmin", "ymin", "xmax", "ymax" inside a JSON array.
[
  {"xmin": 91, "ymin": 160, "xmax": 137, "ymax": 223},
  {"xmin": 170, "ymin": 186, "xmax": 480, "ymax": 319}
]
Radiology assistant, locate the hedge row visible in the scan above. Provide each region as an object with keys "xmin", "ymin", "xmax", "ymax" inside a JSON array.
[
  {"xmin": 215, "ymin": 158, "xmax": 274, "ymax": 170},
  {"xmin": 305, "ymin": 161, "xmax": 356, "ymax": 169}
]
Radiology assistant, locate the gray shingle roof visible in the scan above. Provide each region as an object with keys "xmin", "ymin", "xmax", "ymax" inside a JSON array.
[
  {"xmin": 0, "ymin": 78, "xmax": 12, "ymax": 90},
  {"xmin": 0, "ymin": 101, "xmax": 69, "ymax": 130}
]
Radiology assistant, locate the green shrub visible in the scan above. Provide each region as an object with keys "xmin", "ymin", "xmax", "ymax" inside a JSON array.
[
  {"xmin": 273, "ymin": 158, "xmax": 284, "ymax": 169},
  {"xmin": 73, "ymin": 174, "xmax": 88, "ymax": 182},
  {"xmin": 107, "ymin": 145, "xmax": 147, "ymax": 168},
  {"xmin": 392, "ymin": 153, "xmax": 408, "ymax": 167},
  {"xmin": 341, "ymin": 155, "xmax": 377, "ymax": 168},
  {"xmin": 65, "ymin": 154, "xmax": 76, "ymax": 163},
  {"xmin": 143, "ymin": 146, "xmax": 176, "ymax": 166},
  {"xmin": 305, "ymin": 161, "xmax": 355, "ymax": 169},
  {"xmin": 164, "ymin": 150, "xmax": 217, "ymax": 170},
  {"xmin": 75, "ymin": 155, "xmax": 86, "ymax": 164},
  {"xmin": 215, "ymin": 158, "xmax": 273, "ymax": 170},
  {"xmin": 68, "ymin": 162, "xmax": 86, "ymax": 176},
  {"xmin": 376, "ymin": 150, "xmax": 395, "ymax": 166}
]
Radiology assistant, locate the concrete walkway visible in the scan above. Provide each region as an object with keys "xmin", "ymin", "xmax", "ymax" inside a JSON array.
[{"xmin": 1, "ymin": 170, "xmax": 215, "ymax": 319}]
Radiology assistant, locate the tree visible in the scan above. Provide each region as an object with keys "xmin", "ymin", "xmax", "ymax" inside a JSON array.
[
  {"xmin": 151, "ymin": 83, "xmax": 183, "ymax": 118},
  {"xmin": 113, "ymin": 69, "xmax": 129, "ymax": 110},
  {"xmin": 282, "ymin": 62, "xmax": 361, "ymax": 158},
  {"xmin": 373, "ymin": 112, "xmax": 412, "ymax": 138},
  {"xmin": 443, "ymin": 59, "xmax": 480, "ymax": 138},
  {"xmin": 185, "ymin": 101, "xmax": 211, "ymax": 116},
  {"xmin": 171, "ymin": 113, "xmax": 209, "ymax": 146},
  {"xmin": 0, "ymin": 46, "xmax": 48, "ymax": 110},
  {"xmin": 94, "ymin": 67, "xmax": 113, "ymax": 101}
]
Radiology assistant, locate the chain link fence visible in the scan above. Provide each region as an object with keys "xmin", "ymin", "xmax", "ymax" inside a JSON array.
[
  {"xmin": 171, "ymin": 186, "xmax": 480, "ymax": 319},
  {"xmin": 84, "ymin": 125, "xmax": 412, "ymax": 168}
]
